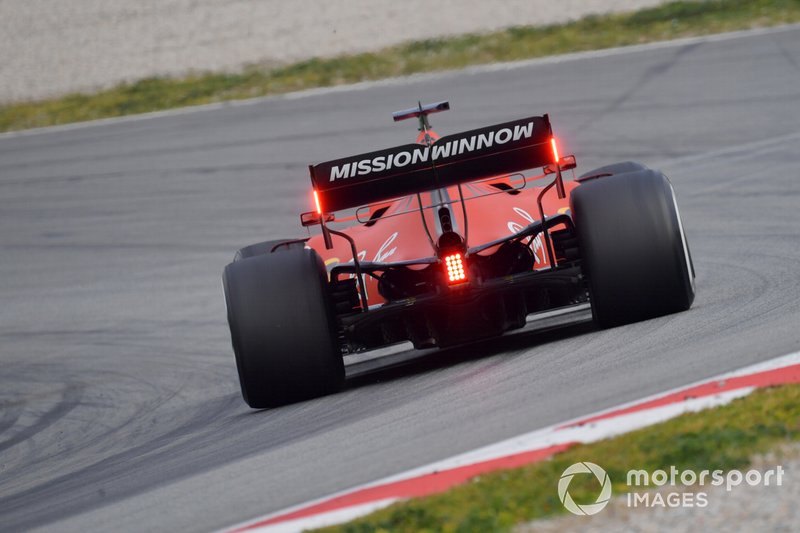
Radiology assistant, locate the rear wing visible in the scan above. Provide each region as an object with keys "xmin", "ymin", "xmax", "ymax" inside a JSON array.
[{"xmin": 309, "ymin": 114, "xmax": 556, "ymax": 213}]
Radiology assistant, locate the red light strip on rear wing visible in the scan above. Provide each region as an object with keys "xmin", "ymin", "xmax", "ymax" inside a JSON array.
[{"xmin": 313, "ymin": 189, "xmax": 323, "ymax": 214}]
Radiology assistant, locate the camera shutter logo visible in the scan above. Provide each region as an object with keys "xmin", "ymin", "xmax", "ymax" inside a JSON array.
[{"xmin": 558, "ymin": 462, "xmax": 612, "ymax": 515}]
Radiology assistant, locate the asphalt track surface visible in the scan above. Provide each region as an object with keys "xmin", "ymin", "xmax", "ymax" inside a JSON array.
[{"xmin": 1, "ymin": 26, "xmax": 799, "ymax": 532}]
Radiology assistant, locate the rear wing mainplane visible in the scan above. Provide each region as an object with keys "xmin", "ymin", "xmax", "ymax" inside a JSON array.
[{"xmin": 309, "ymin": 115, "xmax": 557, "ymax": 214}]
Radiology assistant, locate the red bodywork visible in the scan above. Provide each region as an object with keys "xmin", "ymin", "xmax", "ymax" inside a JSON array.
[{"xmin": 306, "ymin": 128, "xmax": 577, "ymax": 307}]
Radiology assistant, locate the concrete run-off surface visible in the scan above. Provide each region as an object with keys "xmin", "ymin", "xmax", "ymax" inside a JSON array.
[{"xmin": 0, "ymin": 0, "xmax": 667, "ymax": 102}]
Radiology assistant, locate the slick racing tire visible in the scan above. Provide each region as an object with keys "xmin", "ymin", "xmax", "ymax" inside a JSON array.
[
  {"xmin": 570, "ymin": 168, "xmax": 695, "ymax": 328},
  {"xmin": 578, "ymin": 161, "xmax": 646, "ymax": 181},
  {"xmin": 223, "ymin": 247, "xmax": 344, "ymax": 407},
  {"xmin": 233, "ymin": 239, "xmax": 304, "ymax": 262}
]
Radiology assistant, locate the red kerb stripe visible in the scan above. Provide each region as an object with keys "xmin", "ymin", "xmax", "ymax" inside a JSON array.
[{"xmin": 232, "ymin": 442, "xmax": 574, "ymax": 530}]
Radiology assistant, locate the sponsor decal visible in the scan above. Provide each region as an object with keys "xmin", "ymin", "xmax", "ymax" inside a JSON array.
[
  {"xmin": 327, "ymin": 232, "xmax": 399, "ymax": 300},
  {"xmin": 329, "ymin": 122, "xmax": 536, "ymax": 181},
  {"xmin": 508, "ymin": 207, "xmax": 543, "ymax": 264},
  {"xmin": 373, "ymin": 232, "xmax": 398, "ymax": 263}
]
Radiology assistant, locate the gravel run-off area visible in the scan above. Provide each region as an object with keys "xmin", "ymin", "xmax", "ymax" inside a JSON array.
[{"xmin": 0, "ymin": 0, "xmax": 668, "ymax": 103}]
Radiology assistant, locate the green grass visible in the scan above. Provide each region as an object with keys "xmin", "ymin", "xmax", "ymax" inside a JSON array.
[
  {"xmin": 2, "ymin": 0, "xmax": 800, "ymax": 132},
  {"xmin": 316, "ymin": 384, "xmax": 800, "ymax": 532}
]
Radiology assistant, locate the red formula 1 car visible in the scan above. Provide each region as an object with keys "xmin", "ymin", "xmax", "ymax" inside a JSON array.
[{"xmin": 223, "ymin": 101, "xmax": 695, "ymax": 408}]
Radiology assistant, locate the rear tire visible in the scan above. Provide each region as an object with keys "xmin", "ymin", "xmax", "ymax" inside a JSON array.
[
  {"xmin": 233, "ymin": 239, "xmax": 304, "ymax": 262},
  {"xmin": 570, "ymin": 168, "xmax": 695, "ymax": 328},
  {"xmin": 223, "ymin": 247, "xmax": 344, "ymax": 407},
  {"xmin": 578, "ymin": 161, "xmax": 646, "ymax": 181}
]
